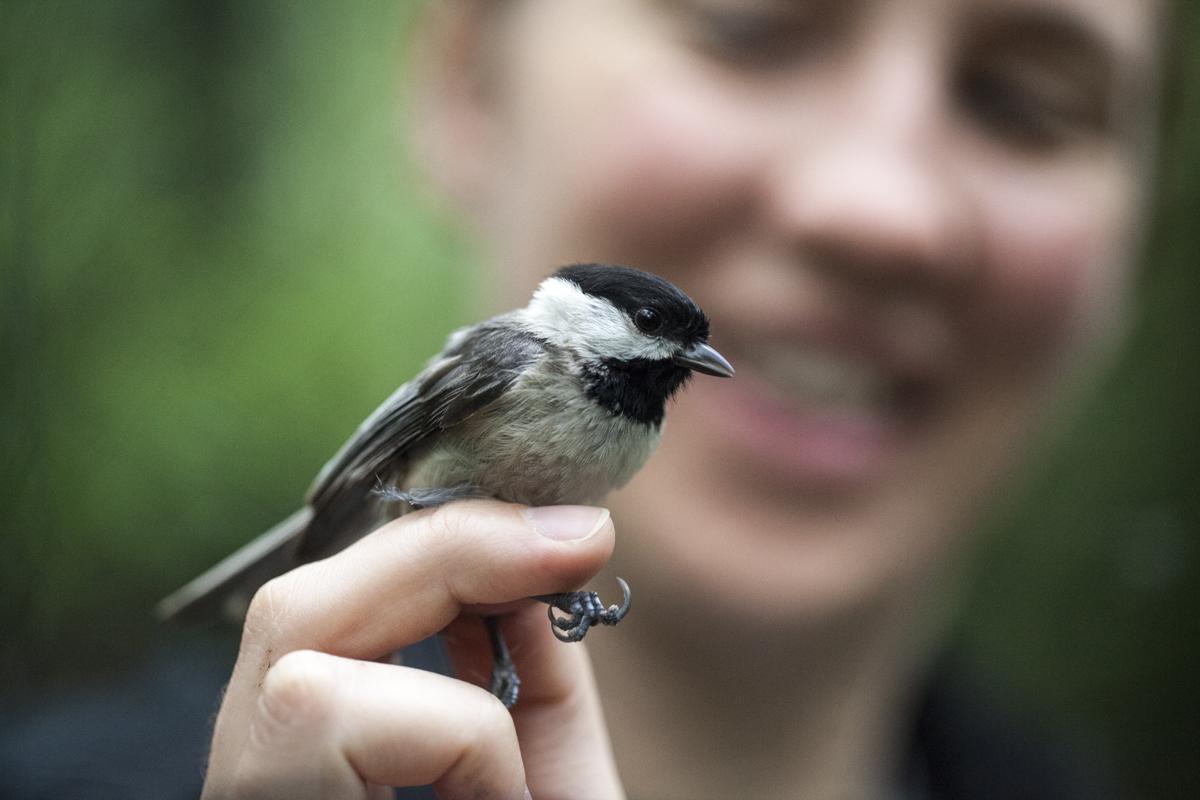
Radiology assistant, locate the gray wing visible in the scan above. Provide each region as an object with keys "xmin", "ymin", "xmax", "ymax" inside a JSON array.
[
  {"xmin": 297, "ymin": 319, "xmax": 545, "ymax": 559},
  {"xmin": 157, "ymin": 321, "xmax": 546, "ymax": 623}
]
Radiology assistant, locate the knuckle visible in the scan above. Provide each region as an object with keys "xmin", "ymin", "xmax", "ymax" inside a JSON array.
[
  {"xmin": 438, "ymin": 688, "xmax": 524, "ymax": 799},
  {"xmin": 421, "ymin": 503, "xmax": 484, "ymax": 573},
  {"xmin": 426, "ymin": 501, "xmax": 472, "ymax": 546},
  {"xmin": 424, "ymin": 504, "xmax": 507, "ymax": 599},
  {"xmin": 259, "ymin": 649, "xmax": 340, "ymax": 729},
  {"xmin": 245, "ymin": 575, "xmax": 292, "ymax": 633},
  {"xmin": 243, "ymin": 565, "xmax": 322, "ymax": 647},
  {"xmin": 468, "ymin": 688, "xmax": 518, "ymax": 747},
  {"xmin": 424, "ymin": 499, "xmax": 521, "ymax": 544}
]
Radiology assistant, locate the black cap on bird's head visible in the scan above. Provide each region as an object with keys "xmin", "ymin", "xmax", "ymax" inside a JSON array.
[{"xmin": 552, "ymin": 263, "xmax": 734, "ymax": 378}]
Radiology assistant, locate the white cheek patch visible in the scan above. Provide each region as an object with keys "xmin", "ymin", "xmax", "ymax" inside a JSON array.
[{"xmin": 521, "ymin": 277, "xmax": 674, "ymax": 361}]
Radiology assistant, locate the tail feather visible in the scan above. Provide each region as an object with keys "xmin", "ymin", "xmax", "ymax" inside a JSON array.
[{"xmin": 156, "ymin": 507, "xmax": 313, "ymax": 624}]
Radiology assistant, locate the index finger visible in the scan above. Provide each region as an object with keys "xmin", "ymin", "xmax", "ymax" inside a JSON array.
[
  {"xmin": 244, "ymin": 500, "xmax": 613, "ymax": 659},
  {"xmin": 214, "ymin": 501, "xmax": 615, "ymax": 756}
]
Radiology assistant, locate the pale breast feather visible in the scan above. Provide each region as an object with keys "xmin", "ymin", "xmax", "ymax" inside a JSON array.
[{"xmin": 408, "ymin": 352, "xmax": 662, "ymax": 507}]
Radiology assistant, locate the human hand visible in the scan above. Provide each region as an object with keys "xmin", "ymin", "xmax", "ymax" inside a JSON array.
[{"xmin": 201, "ymin": 500, "xmax": 627, "ymax": 800}]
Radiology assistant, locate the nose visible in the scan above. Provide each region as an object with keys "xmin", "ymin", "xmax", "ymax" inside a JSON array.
[{"xmin": 764, "ymin": 48, "xmax": 975, "ymax": 295}]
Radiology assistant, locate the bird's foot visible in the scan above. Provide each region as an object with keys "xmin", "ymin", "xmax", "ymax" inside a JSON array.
[
  {"xmin": 484, "ymin": 615, "xmax": 521, "ymax": 708},
  {"xmin": 490, "ymin": 660, "xmax": 521, "ymax": 709},
  {"xmin": 535, "ymin": 577, "xmax": 632, "ymax": 643}
]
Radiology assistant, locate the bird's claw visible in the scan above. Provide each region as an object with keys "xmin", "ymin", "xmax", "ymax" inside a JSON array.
[
  {"xmin": 543, "ymin": 577, "xmax": 632, "ymax": 643},
  {"xmin": 490, "ymin": 661, "xmax": 521, "ymax": 709}
]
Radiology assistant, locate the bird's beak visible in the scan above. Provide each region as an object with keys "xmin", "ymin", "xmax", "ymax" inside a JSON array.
[{"xmin": 673, "ymin": 342, "xmax": 734, "ymax": 377}]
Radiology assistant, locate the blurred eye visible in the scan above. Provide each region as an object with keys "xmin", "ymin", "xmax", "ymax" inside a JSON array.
[
  {"xmin": 957, "ymin": 65, "xmax": 1108, "ymax": 151},
  {"xmin": 955, "ymin": 20, "xmax": 1117, "ymax": 154},
  {"xmin": 634, "ymin": 307, "xmax": 664, "ymax": 334},
  {"xmin": 674, "ymin": 1, "xmax": 830, "ymax": 69}
]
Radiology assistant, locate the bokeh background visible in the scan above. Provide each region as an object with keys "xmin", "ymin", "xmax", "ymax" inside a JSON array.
[{"xmin": 2, "ymin": 2, "xmax": 1197, "ymax": 798}]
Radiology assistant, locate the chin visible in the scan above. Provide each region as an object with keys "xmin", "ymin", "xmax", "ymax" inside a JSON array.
[
  {"xmin": 609, "ymin": 459, "xmax": 961, "ymax": 640},
  {"xmin": 607, "ymin": 380, "xmax": 1036, "ymax": 636}
]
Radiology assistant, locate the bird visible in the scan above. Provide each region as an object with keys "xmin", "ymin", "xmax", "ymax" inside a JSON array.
[{"xmin": 157, "ymin": 263, "xmax": 733, "ymax": 707}]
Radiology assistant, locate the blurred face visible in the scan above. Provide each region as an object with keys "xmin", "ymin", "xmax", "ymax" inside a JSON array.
[{"xmin": 425, "ymin": 0, "xmax": 1161, "ymax": 623}]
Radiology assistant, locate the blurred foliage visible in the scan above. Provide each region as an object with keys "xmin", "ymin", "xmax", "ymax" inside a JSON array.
[
  {"xmin": 1, "ymin": 1, "xmax": 1197, "ymax": 798},
  {"xmin": 1, "ymin": 0, "xmax": 473, "ymax": 680}
]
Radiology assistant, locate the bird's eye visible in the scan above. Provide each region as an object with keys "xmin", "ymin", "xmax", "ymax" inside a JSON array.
[{"xmin": 634, "ymin": 307, "xmax": 663, "ymax": 335}]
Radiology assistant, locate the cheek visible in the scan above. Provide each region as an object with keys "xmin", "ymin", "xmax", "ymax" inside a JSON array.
[{"xmin": 967, "ymin": 159, "xmax": 1140, "ymax": 371}]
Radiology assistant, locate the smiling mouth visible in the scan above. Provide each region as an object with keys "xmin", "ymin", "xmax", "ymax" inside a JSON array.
[
  {"xmin": 730, "ymin": 340, "xmax": 936, "ymax": 423},
  {"xmin": 701, "ymin": 332, "xmax": 943, "ymax": 484}
]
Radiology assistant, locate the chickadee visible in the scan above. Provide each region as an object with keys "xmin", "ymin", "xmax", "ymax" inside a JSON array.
[{"xmin": 158, "ymin": 263, "xmax": 733, "ymax": 706}]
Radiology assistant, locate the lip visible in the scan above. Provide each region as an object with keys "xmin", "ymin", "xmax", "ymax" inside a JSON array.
[{"xmin": 696, "ymin": 320, "xmax": 945, "ymax": 488}]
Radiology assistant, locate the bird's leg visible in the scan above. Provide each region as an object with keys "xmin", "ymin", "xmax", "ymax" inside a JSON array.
[
  {"xmin": 374, "ymin": 485, "xmax": 521, "ymax": 707},
  {"xmin": 371, "ymin": 484, "xmax": 628, "ymax": 696},
  {"xmin": 534, "ymin": 577, "xmax": 632, "ymax": 643},
  {"xmin": 485, "ymin": 615, "xmax": 521, "ymax": 709}
]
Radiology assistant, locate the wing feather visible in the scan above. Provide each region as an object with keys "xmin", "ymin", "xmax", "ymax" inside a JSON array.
[{"xmin": 299, "ymin": 320, "xmax": 545, "ymax": 556}]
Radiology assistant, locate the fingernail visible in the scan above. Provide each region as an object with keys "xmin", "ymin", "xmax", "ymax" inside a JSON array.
[
  {"xmin": 523, "ymin": 788, "xmax": 533, "ymax": 800},
  {"xmin": 524, "ymin": 505, "xmax": 609, "ymax": 541}
]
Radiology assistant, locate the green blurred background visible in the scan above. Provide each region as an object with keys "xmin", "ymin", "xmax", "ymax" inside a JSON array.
[{"xmin": 2, "ymin": 2, "xmax": 1197, "ymax": 797}]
